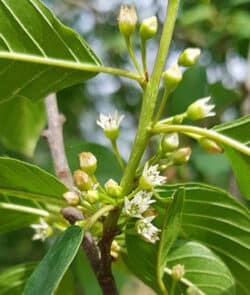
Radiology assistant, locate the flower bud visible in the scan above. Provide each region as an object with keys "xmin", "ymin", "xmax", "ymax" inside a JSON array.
[
  {"xmin": 79, "ymin": 152, "xmax": 97, "ymax": 175},
  {"xmin": 162, "ymin": 64, "xmax": 182, "ymax": 92},
  {"xmin": 172, "ymin": 147, "xmax": 192, "ymax": 165},
  {"xmin": 186, "ymin": 97, "xmax": 215, "ymax": 120},
  {"xmin": 199, "ymin": 138, "xmax": 224, "ymax": 154},
  {"xmin": 140, "ymin": 16, "xmax": 158, "ymax": 40},
  {"xmin": 63, "ymin": 191, "xmax": 80, "ymax": 206},
  {"xmin": 85, "ymin": 190, "xmax": 99, "ymax": 203},
  {"xmin": 161, "ymin": 133, "xmax": 179, "ymax": 153},
  {"xmin": 171, "ymin": 264, "xmax": 185, "ymax": 280},
  {"xmin": 178, "ymin": 48, "xmax": 201, "ymax": 67},
  {"xmin": 111, "ymin": 240, "xmax": 121, "ymax": 260},
  {"xmin": 118, "ymin": 5, "xmax": 137, "ymax": 37},
  {"xmin": 73, "ymin": 170, "xmax": 92, "ymax": 191},
  {"xmin": 105, "ymin": 179, "xmax": 122, "ymax": 198}
]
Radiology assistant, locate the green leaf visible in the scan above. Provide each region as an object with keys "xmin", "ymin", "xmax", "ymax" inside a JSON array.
[
  {"xmin": 0, "ymin": 97, "xmax": 46, "ymax": 156},
  {"xmin": 213, "ymin": 115, "xmax": 250, "ymax": 199},
  {"xmin": 157, "ymin": 183, "xmax": 250, "ymax": 295},
  {"xmin": 125, "ymin": 189, "xmax": 185, "ymax": 293},
  {"xmin": 0, "ymin": 157, "xmax": 67, "ymax": 205},
  {"xmin": 164, "ymin": 241, "xmax": 236, "ymax": 295},
  {"xmin": 0, "ymin": 262, "xmax": 36, "ymax": 295},
  {"xmin": 0, "ymin": 0, "xmax": 101, "ymax": 103},
  {"xmin": 65, "ymin": 142, "xmax": 122, "ymax": 184},
  {"xmin": 24, "ymin": 226, "xmax": 83, "ymax": 295}
]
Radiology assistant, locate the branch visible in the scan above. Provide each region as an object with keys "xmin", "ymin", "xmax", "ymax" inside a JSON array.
[
  {"xmin": 43, "ymin": 93, "xmax": 73, "ymax": 188},
  {"xmin": 44, "ymin": 94, "xmax": 101, "ymax": 287}
]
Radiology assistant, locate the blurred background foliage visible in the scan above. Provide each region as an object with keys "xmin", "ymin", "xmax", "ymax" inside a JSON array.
[{"xmin": 0, "ymin": 0, "xmax": 249, "ymax": 293}]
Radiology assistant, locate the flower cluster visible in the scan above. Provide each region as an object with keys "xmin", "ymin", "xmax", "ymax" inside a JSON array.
[{"xmin": 124, "ymin": 190, "xmax": 160, "ymax": 243}]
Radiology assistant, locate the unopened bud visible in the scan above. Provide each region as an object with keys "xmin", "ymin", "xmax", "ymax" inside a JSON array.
[
  {"xmin": 118, "ymin": 6, "xmax": 137, "ymax": 37},
  {"xmin": 171, "ymin": 264, "xmax": 185, "ymax": 280},
  {"xmin": 79, "ymin": 152, "xmax": 97, "ymax": 175},
  {"xmin": 161, "ymin": 133, "xmax": 179, "ymax": 153},
  {"xmin": 111, "ymin": 240, "xmax": 121, "ymax": 260},
  {"xmin": 105, "ymin": 179, "xmax": 122, "ymax": 198},
  {"xmin": 172, "ymin": 147, "xmax": 192, "ymax": 165},
  {"xmin": 73, "ymin": 170, "xmax": 92, "ymax": 191},
  {"xmin": 63, "ymin": 191, "xmax": 80, "ymax": 206},
  {"xmin": 85, "ymin": 190, "xmax": 99, "ymax": 203},
  {"xmin": 199, "ymin": 138, "xmax": 223, "ymax": 154},
  {"xmin": 162, "ymin": 64, "xmax": 182, "ymax": 92},
  {"xmin": 140, "ymin": 16, "xmax": 158, "ymax": 40},
  {"xmin": 178, "ymin": 48, "xmax": 201, "ymax": 67}
]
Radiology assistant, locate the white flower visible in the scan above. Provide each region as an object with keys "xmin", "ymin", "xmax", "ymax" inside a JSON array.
[
  {"xmin": 96, "ymin": 111, "xmax": 125, "ymax": 140},
  {"xmin": 140, "ymin": 162, "xmax": 166, "ymax": 189},
  {"xmin": 96, "ymin": 111, "xmax": 124, "ymax": 131},
  {"xmin": 31, "ymin": 218, "xmax": 52, "ymax": 242},
  {"xmin": 187, "ymin": 96, "xmax": 215, "ymax": 120},
  {"xmin": 124, "ymin": 190, "xmax": 155, "ymax": 218},
  {"xmin": 136, "ymin": 216, "xmax": 161, "ymax": 243}
]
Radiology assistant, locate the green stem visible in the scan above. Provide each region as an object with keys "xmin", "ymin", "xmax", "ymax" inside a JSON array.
[
  {"xmin": 141, "ymin": 38, "xmax": 148, "ymax": 78},
  {"xmin": 170, "ymin": 280, "xmax": 177, "ymax": 295},
  {"xmin": 121, "ymin": 0, "xmax": 180, "ymax": 195},
  {"xmin": 125, "ymin": 37, "xmax": 144, "ymax": 76},
  {"xmin": 0, "ymin": 202, "xmax": 50, "ymax": 217},
  {"xmin": 0, "ymin": 52, "xmax": 144, "ymax": 84},
  {"xmin": 84, "ymin": 205, "xmax": 115, "ymax": 231},
  {"xmin": 152, "ymin": 124, "xmax": 250, "ymax": 156},
  {"xmin": 111, "ymin": 140, "xmax": 125, "ymax": 171},
  {"xmin": 153, "ymin": 87, "xmax": 171, "ymax": 124}
]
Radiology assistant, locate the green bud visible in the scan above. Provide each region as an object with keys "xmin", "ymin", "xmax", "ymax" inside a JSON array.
[
  {"xmin": 162, "ymin": 64, "xmax": 182, "ymax": 92},
  {"xmin": 178, "ymin": 48, "xmax": 201, "ymax": 67},
  {"xmin": 73, "ymin": 170, "xmax": 92, "ymax": 191},
  {"xmin": 199, "ymin": 138, "xmax": 224, "ymax": 154},
  {"xmin": 63, "ymin": 191, "xmax": 80, "ymax": 206},
  {"xmin": 85, "ymin": 190, "xmax": 99, "ymax": 203},
  {"xmin": 171, "ymin": 264, "xmax": 185, "ymax": 280},
  {"xmin": 104, "ymin": 179, "xmax": 122, "ymax": 198},
  {"xmin": 172, "ymin": 147, "xmax": 192, "ymax": 165},
  {"xmin": 118, "ymin": 5, "xmax": 137, "ymax": 37},
  {"xmin": 161, "ymin": 133, "xmax": 179, "ymax": 153},
  {"xmin": 140, "ymin": 16, "xmax": 158, "ymax": 40},
  {"xmin": 79, "ymin": 152, "xmax": 97, "ymax": 175}
]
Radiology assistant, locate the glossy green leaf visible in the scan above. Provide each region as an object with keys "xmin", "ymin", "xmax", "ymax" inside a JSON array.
[
  {"xmin": 0, "ymin": 97, "xmax": 46, "ymax": 156},
  {"xmin": 214, "ymin": 115, "xmax": 250, "ymax": 199},
  {"xmin": 66, "ymin": 142, "xmax": 122, "ymax": 184},
  {"xmin": 125, "ymin": 189, "xmax": 185, "ymax": 293},
  {"xmin": 164, "ymin": 241, "xmax": 236, "ymax": 295},
  {"xmin": 24, "ymin": 226, "xmax": 83, "ymax": 295},
  {"xmin": 157, "ymin": 183, "xmax": 250, "ymax": 295},
  {"xmin": 0, "ymin": 157, "xmax": 67, "ymax": 205},
  {"xmin": 0, "ymin": 262, "xmax": 36, "ymax": 295},
  {"xmin": 0, "ymin": 0, "xmax": 101, "ymax": 103}
]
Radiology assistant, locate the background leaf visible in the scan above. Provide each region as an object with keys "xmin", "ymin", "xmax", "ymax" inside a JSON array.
[
  {"xmin": 0, "ymin": 262, "xmax": 36, "ymax": 295},
  {"xmin": 0, "ymin": 0, "xmax": 101, "ymax": 103},
  {"xmin": 125, "ymin": 190, "xmax": 185, "ymax": 293},
  {"xmin": 157, "ymin": 183, "xmax": 250, "ymax": 295},
  {"xmin": 0, "ymin": 97, "xmax": 46, "ymax": 156},
  {"xmin": 23, "ymin": 226, "xmax": 83, "ymax": 295},
  {"xmin": 164, "ymin": 241, "xmax": 236, "ymax": 295},
  {"xmin": 213, "ymin": 115, "xmax": 250, "ymax": 199},
  {"xmin": 0, "ymin": 157, "xmax": 67, "ymax": 206}
]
